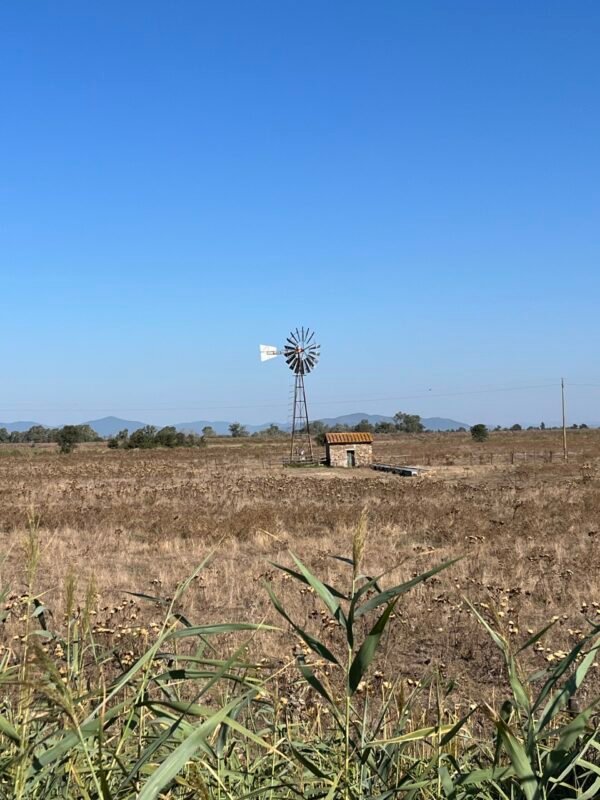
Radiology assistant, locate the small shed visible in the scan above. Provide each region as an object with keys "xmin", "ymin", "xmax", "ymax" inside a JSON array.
[{"xmin": 324, "ymin": 432, "xmax": 373, "ymax": 468}]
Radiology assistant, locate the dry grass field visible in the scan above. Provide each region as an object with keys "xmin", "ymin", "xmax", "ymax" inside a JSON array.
[{"xmin": 1, "ymin": 428, "xmax": 599, "ymax": 709}]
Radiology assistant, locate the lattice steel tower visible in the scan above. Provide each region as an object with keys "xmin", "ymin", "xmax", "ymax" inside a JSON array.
[{"xmin": 259, "ymin": 327, "xmax": 320, "ymax": 462}]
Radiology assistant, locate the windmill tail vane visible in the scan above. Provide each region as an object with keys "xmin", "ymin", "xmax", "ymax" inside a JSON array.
[{"xmin": 259, "ymin": 327, "xmax": 320, "ymax": 462}]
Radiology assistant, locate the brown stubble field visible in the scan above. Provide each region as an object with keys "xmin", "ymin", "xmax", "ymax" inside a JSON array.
[{"xmin": 1, "ymin": 428, "xmax": 599, "ymax": 707}]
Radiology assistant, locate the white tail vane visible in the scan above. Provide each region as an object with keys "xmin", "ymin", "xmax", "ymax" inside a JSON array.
[{"xmin": 259, "ymin": 344, "xmax": 279, "ymax": 362}]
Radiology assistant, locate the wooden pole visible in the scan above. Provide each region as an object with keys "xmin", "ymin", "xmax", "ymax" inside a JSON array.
[{"xmin": 561, "ymin": 377, "xmax": 568, "ymax": 462}]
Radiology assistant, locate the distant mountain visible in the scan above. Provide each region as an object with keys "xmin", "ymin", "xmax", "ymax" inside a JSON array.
[
  {"xmin": 0, "ymin": 413, "xmax": 481, "ymax": 437},
  {"xmin": 313, "ymin": 413, "xmax": 394, "ymax": 428},
  {"xmin": 83, "ymin": 417, "xmax": 147, "ymax": 437},
  {"xmin": 0, "ymin": 421, "xmax": 43, "ymax": 433},
  {"xmin": 311, "ymin": 413, "xmax": 469, "ymax": 432},
  {"xmin": 422, "ymin": 416, "xmax": 470, "ymax": 431},
  {"xmin": 175, "ymin": 420, "xmax": 238, "ymax": 435}
]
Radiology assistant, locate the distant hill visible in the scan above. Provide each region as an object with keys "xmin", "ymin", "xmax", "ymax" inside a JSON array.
[
  {"xmin": 313, "ymin": 413, "xmax": 393, "ymax": 428},
  {"xmin": 312, "ymin": 413, "xmax": 469, "ymax": 431},
  {"xmin": 175, "ymin": 420, "xmax": 238, "ymax": 435},
  {"xmin": 0, "ymin": 413, "xmax": 472, "ymax": 437},
  {"xmin": 0, "ymin": 421, "xmax": 43, "ymax": 433},
  {"xmin": 83, "ymin": 417, "xmax": 147, "ymax": 437},
  {"xmin": 422, "ymin": 416, "xmax": 470, "ymax": 431}
]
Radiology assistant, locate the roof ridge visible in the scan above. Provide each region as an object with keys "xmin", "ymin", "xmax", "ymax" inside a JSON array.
[{"xmin": 324, "ymin": 432, "xmax": 374, "ymax": 444}]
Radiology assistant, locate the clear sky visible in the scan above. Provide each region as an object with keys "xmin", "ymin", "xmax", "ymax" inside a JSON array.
[{"xmin": 1, "ymin": 1, "xmax": 599, "ymax": 427}]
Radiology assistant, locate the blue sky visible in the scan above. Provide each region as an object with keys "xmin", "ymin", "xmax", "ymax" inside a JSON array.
[{"xmin": 1, "ymin": 1, "xmax": 599, "ymax": 427}]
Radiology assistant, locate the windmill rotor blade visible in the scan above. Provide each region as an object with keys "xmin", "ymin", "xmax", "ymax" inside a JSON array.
[
  {"xmin": 301, "ymin": 326, "xmax": 305, "ymax": 343},
  {"xmin": 295, "ymin": 327, "xmax": 301, "ymax": 342},
  {"xmin": 286, "ymin": 335, "xmax": 297, "ymax": 348},
  {"xmin": 306, "ymin": 330, "xmax": 315, "ymax": 345}
]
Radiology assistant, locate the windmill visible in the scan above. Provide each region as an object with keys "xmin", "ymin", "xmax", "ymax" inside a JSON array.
[{"xmin": 259, "ymin": 327, "xmax": 320, "ymax": 462}]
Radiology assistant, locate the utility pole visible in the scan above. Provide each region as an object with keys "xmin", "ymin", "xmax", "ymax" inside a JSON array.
[{"xmin": 561, "ymin": 377, "xmax": 568, "ymax": 462}]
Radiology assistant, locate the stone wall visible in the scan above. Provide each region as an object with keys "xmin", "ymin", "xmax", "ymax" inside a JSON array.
[{"xmin": 327, "ymin": 442, "xmax": 373, "ymax": 468}]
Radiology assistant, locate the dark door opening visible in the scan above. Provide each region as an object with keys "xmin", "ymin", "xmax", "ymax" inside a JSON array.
[{"xmin": 346, "ymin": 450, "xmax": 356, "ymax": 467}]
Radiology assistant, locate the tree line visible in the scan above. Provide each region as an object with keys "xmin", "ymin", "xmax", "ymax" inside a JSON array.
[
  {"xmin": 107, "ymin": 427, "xmax": 205, "ymax": 450},
  {"xmin": 0, "ymin": 424, "xmax": 206, "ymax": 453},
  {"xmin": 225, "ymin": 412, "xmax": 428, "ymax": 440},
  {"xmin": 0, "ymin": 424, "xmax": 100, "ymax": 452}
]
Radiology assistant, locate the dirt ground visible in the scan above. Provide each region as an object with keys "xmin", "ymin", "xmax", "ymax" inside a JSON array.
[{"xmin": 1, "ymin": 429, "xmax": 599, "ymax": 707}]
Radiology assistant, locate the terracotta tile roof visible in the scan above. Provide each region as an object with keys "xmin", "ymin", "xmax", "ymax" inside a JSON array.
[{"xmin": 324, "ymin": 432, "xmax": 374, "ymax": 445}]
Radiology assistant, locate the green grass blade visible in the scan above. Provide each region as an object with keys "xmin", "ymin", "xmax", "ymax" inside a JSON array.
[
  {"xmin": 167, "ymin": 622, "xmax": 274, "ymax": 639},
  {"xmin": 536, "ymin": 636, "xmax": 600, "ymax": 734},
  {"xmin": 355, "ymin": 558, "xmax": 460, "ymax": 618},
  {"xmin": 493, "ymin": 716, "xmax": 538, "ymax": 800},
  {"xmin": 265, "ymin": 582, "xmax": 340, "ymax": 665},
  {"xmin": 137, "ymin": 693, "xmax": 251, "ymax": 800},
  {"xmin": 348, "ymin": 598, "xmax": 399, "ymax": 695}
]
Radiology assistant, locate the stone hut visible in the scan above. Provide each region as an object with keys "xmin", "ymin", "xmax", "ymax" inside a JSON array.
[{"xmin": 324, "ymin": 432, "xmax": 373, "ymax": 468}]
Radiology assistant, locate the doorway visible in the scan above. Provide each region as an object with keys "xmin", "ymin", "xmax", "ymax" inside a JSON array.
[{"xmin": 346, "ymin": 450, "xmax": 356, "ymax": 468}]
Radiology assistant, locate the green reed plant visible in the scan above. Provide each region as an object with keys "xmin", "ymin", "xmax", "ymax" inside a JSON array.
[
  {"xmin": 0, "ymin": 549, "xmax": 274, "ymax": 799},
  {"xmin": 264, "ymin": 514, "xmax": 463, "ymax": 798},
  {"xmin": 0, "ymin": 514, "xmax": 599, "ymax": 799}
]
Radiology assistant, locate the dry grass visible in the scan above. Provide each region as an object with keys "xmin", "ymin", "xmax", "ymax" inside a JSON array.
[{"xmin": 1, "ymin": 429, "xmax": 600, "ymax": 706}]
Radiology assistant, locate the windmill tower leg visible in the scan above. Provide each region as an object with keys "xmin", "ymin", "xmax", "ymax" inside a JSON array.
[{"xmin": 290, "ymin": 372, "xmax": 314, "ymax": 462}]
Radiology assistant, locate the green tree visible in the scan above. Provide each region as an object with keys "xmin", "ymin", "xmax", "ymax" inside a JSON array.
[
  {"xmin": 510, "ymin": 423, "xmax": 522, "ymax": 431},
  {"xmin": 128, "ymin": 425, "xmax": 158, "ymax": 449},
  {"xmin": 393, "ymin": 412, "xmax": 424, "ymax": 433},
  {"xmin": 201, "ymin": 425, "xmax": 216, "ymax": 437},
  {"xmin": 229, "ymin": 422, "xmax": 248, "ymax": 438},
  {"xmin": 374, "ymin": 421, "xmax": 395, "ymax": 433},
  {"xmin": 0, "ymin": 428, "xmax": 9, "ymax": 443},
  {"xmin": 25, "ymin": 425, "xmax": 53, "ymax": 443},
  {"xmin": 263, "ymin": 423, "xmax": 285, "ymax": 437},
  {"xmin": 354, "ymin": 419, "xmax": 374, "ymax": 432},
  {"xmin": 76, "ymin": 424, "xmax": 101, "ymax": 442},
  {"xmin": 56, "ymin": 425, "xmax": 81, "ymax": 454},
  {"xmin": 309, "ymin": 420, "xmax": 327, "ymax": 437},
  {"xmin": 155, "ymin": 426, "xmax": 179, "ymax": 448},
  {"xmin": 540, "ymin": 421, "xmax": 546, "ymax": 430},
  {"xmin": 315, "ymin": 431, "xmax": 328, "ymax": 446},
  {"xmin": 470, "ymin": 423, "xmax": 489, "ymax": 442}
]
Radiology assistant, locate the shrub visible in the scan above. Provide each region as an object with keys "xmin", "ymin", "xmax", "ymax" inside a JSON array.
[
  {"xmin": 56, "ymin": 425, "xmax": 80, "ymax": 454},
  {"xmin": 471, "ymin": 423, "xmax": 489, "ymax": 442}
]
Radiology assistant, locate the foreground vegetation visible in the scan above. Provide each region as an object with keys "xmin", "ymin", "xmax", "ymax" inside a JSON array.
[
  {"xmin": 1, "ymin": 431, "xmax": 599, "ymax": 797},
  {"xmin": 2, "ymin": 513, "xmax": 600, "ymax": 799}
]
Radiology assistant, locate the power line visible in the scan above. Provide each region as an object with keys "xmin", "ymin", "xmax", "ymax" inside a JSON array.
[{"xmin": 0, "ymin": 381, "xmax": 569, "ymax": 415}]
